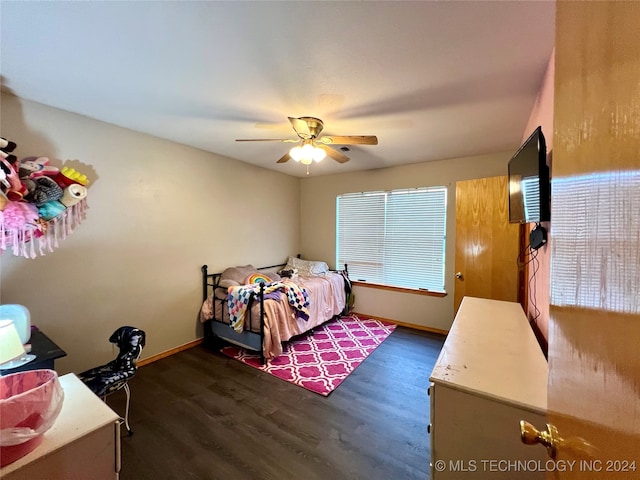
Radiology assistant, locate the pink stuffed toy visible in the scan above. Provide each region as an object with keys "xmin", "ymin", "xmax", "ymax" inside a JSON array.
[
  {"xmin": 0, "ymin": 200, "xmax": 42, "ymax": 256},
  {"xmin": 1, "ymin": 201, "xmax": 39, "ymax": 230},
  {"xmin": 19, "ymin": 156, "xmax": 59, "ymax": 179}
]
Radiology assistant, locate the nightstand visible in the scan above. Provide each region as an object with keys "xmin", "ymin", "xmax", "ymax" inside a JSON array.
[{"xmin": 0, "ymin": 327, "xmax": 67, "ymax": 375}]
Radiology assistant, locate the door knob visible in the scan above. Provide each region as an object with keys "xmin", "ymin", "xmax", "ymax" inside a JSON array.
[
  {"xmin": 455, "ymin": 272, "xmax": 464, "ymax": 279},
  {"xmin": 520, "ymin": 420, "xmax": 597, "ymax": 460},
  {"xmin": 520, "ymin": 421, "xmax": 560, "ymax": 458}
]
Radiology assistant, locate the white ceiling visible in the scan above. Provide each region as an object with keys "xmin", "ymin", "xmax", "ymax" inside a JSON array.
[{"xmin": 0, "ymin": 1, "xmax": 555, "ymax": 178}]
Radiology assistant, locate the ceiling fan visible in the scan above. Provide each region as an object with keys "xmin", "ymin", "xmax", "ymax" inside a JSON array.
[{"xmin": 235, "ymin": 116, "xmax": 378, "ymax": 167}]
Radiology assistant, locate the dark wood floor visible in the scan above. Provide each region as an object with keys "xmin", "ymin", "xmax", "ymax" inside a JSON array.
[{"xmin": 108, "ymin": 326, "xmax": 445, "ymax": 480}]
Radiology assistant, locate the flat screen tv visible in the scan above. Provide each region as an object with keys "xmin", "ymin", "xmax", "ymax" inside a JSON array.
[{"xmin": 508, "ymin": 126, "xmax": 550, "ymax": 224}]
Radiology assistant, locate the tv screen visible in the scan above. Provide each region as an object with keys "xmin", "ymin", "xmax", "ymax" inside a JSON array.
[{"xmin": 508, "ymin": 126, "xmax": 550, "ymax": 224}]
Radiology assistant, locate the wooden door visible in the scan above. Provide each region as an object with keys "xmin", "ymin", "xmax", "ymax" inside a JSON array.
[
  {"xmin": 524, "ymin": 3, "xmax": 640, "ymax": 478},
  {"xmin": 454, "ymin": 176, "xmax": 520, "ymax": 314}
]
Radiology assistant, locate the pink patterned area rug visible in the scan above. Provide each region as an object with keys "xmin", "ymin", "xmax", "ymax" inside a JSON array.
[{"xmin": 220, "ymin": 315, "xmax": 397, "ymax": 396}]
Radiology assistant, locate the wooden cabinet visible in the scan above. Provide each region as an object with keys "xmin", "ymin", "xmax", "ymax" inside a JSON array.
[
  {"xmin": 429, "ymin": 297, "xmax": 548, "ymax": 479},
  {"xmin": 1, "ymin": 373, "xmax": 121, "ymax": 480}
]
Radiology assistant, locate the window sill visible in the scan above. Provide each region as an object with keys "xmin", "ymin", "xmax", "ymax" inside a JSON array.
[{"xmin": 351, "ymin": 281, "xmax": 447, "ymax": 297}]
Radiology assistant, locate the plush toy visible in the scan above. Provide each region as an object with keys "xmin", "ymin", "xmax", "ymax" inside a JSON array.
[
  {"xmin": 0, "ymin": 191, "xmax": 8, "ymax": 211},
  {"xmin": 60, "ymin": 184, "xmax": 88, "ymax": 207},
  {"xmin": 19, "ymin": 156, "xmax": 59, "ymax": 179},
  {"xmin": 54, "ymin": 166, "xmax": 89, "ymax": 188},
  {"xmin": 1, "ymin": 200, "xmax": 39, "ymax": 230},
  {"xmin": 0, "ymin": 137, "xmax": 17, "ymax": 153},
  {"xmin": 278, "ymin": 268, "xmax": 298, "ymax": 279},
  {"xmin": 0, "ymin": 135, "xmax": 92, "ymax": 258},
  {"xmin": 29, "ymin": 176, "xmax": 64, "ymax": 206},
  {"xmin": 0, "ymin": 137, "xmax": 18, "ymax": 176},
  {"xmin": 0, "ymin": 157, "xmax": 28, "ymax": 201},
  {"xmin": 0, "ymin": 149, "xmax": 17, "ymax": 164},
  {"xmin": 0, "ymin": 136, "xmax": 29, "ymax": 201},
  {"xmin": 38, "ymin": 200, "xmax": 66, "ymax": 221},
  {"xmin": 0, "ymin": 200, "xmax": 43, "ymax": 256},
  {"xmin": 0, "ymin": 166, "xmax": 9, "ymax": 190}
]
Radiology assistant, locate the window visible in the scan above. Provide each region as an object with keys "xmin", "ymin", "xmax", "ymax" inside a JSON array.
[
  {"xmin": 336, "ymin": 187, "xmax": 447, "ymax": 292},
  {"xmin": 551, "ymin": 170, "xmax": 640, "ymax": 312}
]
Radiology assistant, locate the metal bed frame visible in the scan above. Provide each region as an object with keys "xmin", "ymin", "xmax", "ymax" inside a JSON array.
[{"xmin": 201, "ymin": 262, "xmax": 350, "ymax": 364}]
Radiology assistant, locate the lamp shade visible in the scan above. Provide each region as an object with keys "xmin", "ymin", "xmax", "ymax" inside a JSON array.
[
  {"xmin": 0, "ymin": 320, "xmax": 26, "ymax": 365},
  {"xmin": 313, "ymin": 147, "xmax": 326, "ymax": 162},
  {"xmin": 289, "ymin": 145, "xmax": 303, "ymax": 162},
  {"xmin": 0, "ymin": 305, "xmax": 31, "ymax": 344}
]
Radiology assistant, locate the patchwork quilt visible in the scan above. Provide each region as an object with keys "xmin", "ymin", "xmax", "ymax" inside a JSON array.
[{"xmin": 228, "ymin": 281, "xmax": 309, "ymax": 332}]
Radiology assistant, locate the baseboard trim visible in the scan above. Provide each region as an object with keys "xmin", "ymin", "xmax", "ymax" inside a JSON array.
[
  {"xmin": 352, "ymin": 311, "xmax": 449, "ymax": 336},
  {"xmin": 137, "ymin": 314, "xmax": 449, "ymax": 366},
  {"xmin": 137, "ymin": 338, "xmax": 203, "ymax": 367}
]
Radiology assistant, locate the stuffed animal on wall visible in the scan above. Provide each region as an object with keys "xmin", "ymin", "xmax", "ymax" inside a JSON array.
[
  {"xmin": 54, "ymin": 166, "xmax": 89, "ymax": 188},
  {"xmin": 0, "ymin": 137, "xmax": 29, "ymax": 201},
  {"xmin": 0, "ymin": 134, "xmax": 92, "ymax": 258},
  {"xmin": 0, "ymin": 156, "xmax": 28, "ymax": 201},
  {"xmin": 38, "ymin": 200, "xmax": 66, "ymax": 220},
  {"xmin": 0, "ymin": 138, "xmax": 15, "ymax": 207},
  {"xmin": 0, "ymin": 190, "xmax": 8, "ymax": 211},
  {"xmin": 0, "ymin": 137, "xmax": 17, "ymax": 153},
  {"xmin": 19, "ymin": 156, "xmax": 59, "ymax": 179},
  {"xmin": 29, "ymin": 176, "xmax": 64, "ymax": 206},
  {"xmin": 2, "ymin": 200, "xmax": 39, "ymax": 228},
  {"xmin": 0, "ymin": 138, "xmax": 18, "ymax": 170}
]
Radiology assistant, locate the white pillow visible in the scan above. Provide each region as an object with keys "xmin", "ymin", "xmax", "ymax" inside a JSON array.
[{"xmin": 286, "ymin": 256, "xmax": 329, "ymax": 276}]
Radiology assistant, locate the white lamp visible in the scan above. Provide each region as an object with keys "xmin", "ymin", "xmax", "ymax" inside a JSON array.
[{"xmin": 0, "ymin": 319, "xmax": 35, "ymax": 370}]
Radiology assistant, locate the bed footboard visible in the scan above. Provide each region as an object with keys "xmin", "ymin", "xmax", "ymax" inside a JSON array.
[{"xmin": 202, "ymin": 264, "xmax": 280, "ymax": 364}]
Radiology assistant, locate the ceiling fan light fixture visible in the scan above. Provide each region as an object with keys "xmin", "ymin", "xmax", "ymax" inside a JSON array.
[
  {"xmin": 301, "ymin": 143, "xmax": 315, "ymax": 158},
  {"xmin": 237, "ymin": 116, "xmax": 377, "ymax": 172},
  {"xmin": 313, "ymin": 147, "xmax": 326, "ymax": 163},
  {"xmin": 289, "ymin": 142, "xmax": 325, "ymax": 165},
  {"xmin": 289, "ymin": 145, "xmax": 303, "ymax": 162}
]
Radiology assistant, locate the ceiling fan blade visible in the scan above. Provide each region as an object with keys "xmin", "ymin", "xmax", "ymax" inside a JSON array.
[
  {"xmin": 288, "ymin": 117, "xmax": 311, "ymax": 138},
  {"xmin": 319, "ymin": 145, "xmax": 350, "ymax": 164},
  {"xmin": 319, "ymin": 135, "xmax": 378, "ymax": 145},
  {"xmin": 235, "ymin": 138, "xmax": 298, "ymax": 142},
  {"xmin": 276, "ymin": 152, "xmax": 291, "ymax": 163}
]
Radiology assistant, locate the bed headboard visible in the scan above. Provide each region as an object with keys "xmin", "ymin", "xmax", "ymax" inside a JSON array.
[{"xmin": 201, "ymin": 262, "xmax": 288, "ymax": 302}]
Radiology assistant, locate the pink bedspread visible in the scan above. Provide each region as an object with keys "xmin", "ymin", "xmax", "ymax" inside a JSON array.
[{"xmin": 200, "ymin": 273, "xmax": 346, "ymax": 359}]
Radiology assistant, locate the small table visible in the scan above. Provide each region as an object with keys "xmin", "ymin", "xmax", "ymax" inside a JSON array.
[{"xmin": 0, "ymin": 327, "xmax": 67, "ymax": 375}]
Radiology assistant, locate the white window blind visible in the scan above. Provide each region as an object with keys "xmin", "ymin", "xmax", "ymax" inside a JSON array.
[
  {"xmin": 336, "ymin": 187, "xmax": 447, "ymax": 292},
  {"xmin": 551, "ymin": 171, "xmax": 640, "ymax": 313},
  {"xmin": 522, "ymin": 176, "xmax": 541, "ymax": 222}
]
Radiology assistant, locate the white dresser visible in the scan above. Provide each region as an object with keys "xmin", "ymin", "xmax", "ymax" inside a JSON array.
[
  {"xmin": 429, "ymin": 296, "xmax": 548, "ymax": 479},
  {"xmin": 1, "ymin": 373, "xmax": 121, "ymax": 480}
]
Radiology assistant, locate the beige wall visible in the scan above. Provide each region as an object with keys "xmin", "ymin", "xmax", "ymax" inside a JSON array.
[
  {"xmin": 0, "ymin": 93, "xmax": 520, "ymax": 369},
  {"xmin": 299, "ymin": 153, "xmax": 511, "ymax": 332},
  {"xmin": 0, "ymin": 93, "xmax": 300, "ymax": 374}
]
